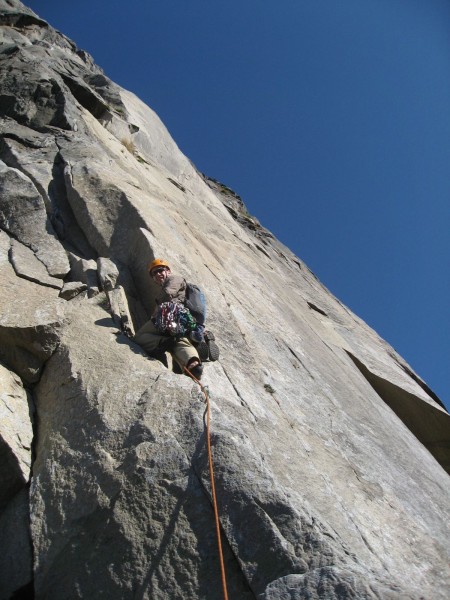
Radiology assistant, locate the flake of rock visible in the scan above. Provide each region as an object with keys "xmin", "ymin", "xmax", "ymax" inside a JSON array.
[
  {"xmin": 59, "ymin": 280, "xmax": 87, "ymax": 300},
  {"xmin": 67, "ymin": 253, "xmax": 99, "ymax": 297},
  {"xmin": 0, "ymin": 230, "xmax": 64, "ymax": 383},
  {"xmin": 97, "ymin": 256, "xmax": 119, "ymax": 291},
  {"xmin": 0, "ymin": 161, "xmax": 69, "ymax": 277},
  {"xmin": 107, "ymin": 285, "xmax": 135, "ymax": 337},
  {"xmin": 10, "ymin": 238, "xmax": 63, "ymax": 289},
  {"xmin": 0, "ymin": 132, "xmax": 57, "ymax": 209}
]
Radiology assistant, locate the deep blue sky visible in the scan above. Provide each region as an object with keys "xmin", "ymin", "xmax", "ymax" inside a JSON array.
[{"xmin": 27, "ymin": 1, "xmax": 449, "ymax": 410}]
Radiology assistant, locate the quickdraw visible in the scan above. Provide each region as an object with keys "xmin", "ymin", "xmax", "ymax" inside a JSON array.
[{"xmin": 154, "ymin": 301, "xmax": 197, "ymax": 336}]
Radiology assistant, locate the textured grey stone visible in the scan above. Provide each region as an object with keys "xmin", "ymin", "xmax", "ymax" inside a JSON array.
[
  {"xmin": 59, "ymin": 280, "xmax": 87, "ymax": 300},
  {"xmin": 0, "ymin": 362, "xmax": 33, "ymax": 510},
  {"xmin": 107, "ymin": 285, "xmax": 135, "ymax": 337},
  {"xmin": 1, "ymin": 2, "xmax": 449, "ymax": 599},
  {"xmin": 0, "ymin": 230, "xmax": 64, "ymax": 383},
  {"xmin": 68, "ymin": 252, "xmax": 99, "ymax": 297},
  {"xmin": 10, "ymin": 238, "xmax": 63, "ymax": 289},
  {"xmin": 97, "ymin": 256, "xmax": 120, "ymax": 291},
  {"xmin": 0, "ymin": 160, "xmax": 69, "ymax": 277},
  {"xmin": 30, "ymin": 301, "xmax": 253, "ymax": 600},
  {"xmin": 0, "ymin": 487, "xmax": 33, "ymax": 600},
  {"xmin": 260, "ymin": 570, "xmax": 400, "ymax": 600}
]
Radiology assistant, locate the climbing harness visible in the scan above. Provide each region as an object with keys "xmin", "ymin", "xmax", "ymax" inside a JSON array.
[
  {"xmin": 153, "ymin": 301, "xmax": 197, "ymax": 336},
  {"xmin": 183, "ymin": 364, "xmax": 229, "ymax": 600}
]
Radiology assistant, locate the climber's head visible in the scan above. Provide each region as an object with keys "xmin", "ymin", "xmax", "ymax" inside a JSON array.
[{"xmin": 148, "ymin": 258, "xmax": 171, "ymax": 285}]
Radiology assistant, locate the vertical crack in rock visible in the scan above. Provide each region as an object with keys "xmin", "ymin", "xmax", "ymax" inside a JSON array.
[
  {"xmin": 61, "ymin": 157, "xmax": 150, "ymax": 263},
  {"xmin": 285, "ymin": 343, "xmax": 315, "ymax": 380},
  {"xmin": 221, "ymin": 365, "xmax": 258, "ymax": 420},
  {"xmin": 50, "ymin": 149, "xmax": 98, "ymax": 260}
]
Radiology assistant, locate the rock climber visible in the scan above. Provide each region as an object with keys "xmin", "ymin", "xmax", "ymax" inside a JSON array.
[{"xmin": 134, "ymin": 259, "xmax": 218, "ymax": 380}]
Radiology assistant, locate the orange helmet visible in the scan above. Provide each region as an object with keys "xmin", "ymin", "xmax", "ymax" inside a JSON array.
[{"xmin": 147, "ymin": 258, "xmax": 170, "ymax": 274}]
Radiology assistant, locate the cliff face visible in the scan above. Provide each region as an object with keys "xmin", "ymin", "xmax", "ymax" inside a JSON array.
[{"xmin": 0, "ymin": 2, "xmax": 449, "ymax": 599}]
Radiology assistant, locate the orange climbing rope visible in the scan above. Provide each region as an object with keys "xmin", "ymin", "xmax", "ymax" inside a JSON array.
[{"xmin": 183, "ymin": 365, "xmax": 229, "ymax": 600}]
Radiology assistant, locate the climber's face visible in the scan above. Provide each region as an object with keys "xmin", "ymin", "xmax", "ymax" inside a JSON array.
[{"xmin": 151, "ymin": 266, "xmax": 170, "ymax": 286}]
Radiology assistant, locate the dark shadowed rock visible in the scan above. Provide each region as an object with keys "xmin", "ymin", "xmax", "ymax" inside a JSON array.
[
  {"xmin": 0, "ymin": 362, "xmax": 33, "ymax": 511},
  {"xmin": 0, "ymin": 488, "xmax": 33, "ymax": 598}
]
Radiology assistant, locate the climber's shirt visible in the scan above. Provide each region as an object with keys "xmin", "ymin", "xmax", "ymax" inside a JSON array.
[{"xmin": 155, "ymin": 274, "xmax": 186, "ymax": 307}]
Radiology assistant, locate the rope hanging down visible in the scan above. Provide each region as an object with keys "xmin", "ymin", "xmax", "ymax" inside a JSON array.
[{"xmin": 183, "ymin": 365, "xmax": 229, "ymax": 600}]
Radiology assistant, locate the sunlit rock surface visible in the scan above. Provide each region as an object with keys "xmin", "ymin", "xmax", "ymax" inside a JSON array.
[{"xmin": 0, "ymin": 2, "xmax": 449, "ymax": 598}]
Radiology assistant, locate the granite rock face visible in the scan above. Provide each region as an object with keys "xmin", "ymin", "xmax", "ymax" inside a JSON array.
[{"xmin": 0, "ymin": 2, "xmax": 449, "ymax": 599}]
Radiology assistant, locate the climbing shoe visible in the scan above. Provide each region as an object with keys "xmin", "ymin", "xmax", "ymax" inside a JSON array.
[
  {"xmin": 205, "ymin": 330, "xmax": 220, "ymax": 362},
  {"xmin": 196, "ymin": 339, "xmax": 210, "ymax": 362}
]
